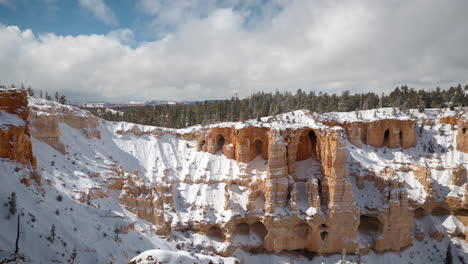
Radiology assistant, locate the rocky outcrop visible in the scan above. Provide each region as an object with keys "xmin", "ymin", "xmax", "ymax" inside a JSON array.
[
  {"xmin": 6, "ymin": 92, "xmax": 467, "ymax": 259},
  {"xmin": 28, "ymin": 99, "xmax": 101, "ymax": 153},
  {"xmin": 115, "ymin": 114, "xmax": 420, "ymax": 256},
  {"xmin": 0, "ymin": 89, "xmax": 35, "ymax": 166},
  {"xmin": 323, "ymin": 119, "xmax": 416, "ymax": 149},
  {"xmin": 0, "ymin": 89, "xmax": 39, "ymax": 185},
  {"xmin": 457, "ymin": 118, "xmax": 468, "ymax": 153}
]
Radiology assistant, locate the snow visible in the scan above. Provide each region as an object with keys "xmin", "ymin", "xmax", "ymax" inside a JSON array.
[
  {"xmin": 317, "ymin": 107, "xmax": 413, "ymax": 123},
  {"xmin": 129, "ymin": 249, "xmax": 238, "ymax": 264},
  {"xmin": 0, "ymin": 110, "xmax": 25, "ymax": 130},
  {"xmin": 1, "ymin": 97, "xmax": 468, "ymax": 263}
]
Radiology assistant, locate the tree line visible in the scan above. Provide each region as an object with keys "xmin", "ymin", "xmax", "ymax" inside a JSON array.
[{"xmin": 85, "ymin": 84, "xmax": 468, "ymax": 128}]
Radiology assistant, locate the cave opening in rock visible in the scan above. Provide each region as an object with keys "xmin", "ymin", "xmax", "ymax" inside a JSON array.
[
  {"xmin": 296, "ymin": 130, "xmax": 319, "ymax": 161},
  {"xmin": 360, "ymin": 127, "xmax": 367, "ymax": 145},
  {"xmin": 235, "ymin": 223, "xmax": 250, "ymax": 235},
  {"xmin": 399, "ymin": 130, "xmax": 403, "ymax": 147},
  {"xmin": 254, "ymin": 139, "xmax": 264, "ymax": 157},
  {"xmin": 358, "ymin": 215, "xmax": 382, "ymax": 236},
  {"xmin": 308, "ymin": 131, "xmax": 318, "ymax": 159},
  {"xmin": 383, "ymin": 129, "xmax": 390, "ymax": 147},
  {"xmin": 320, "ymin": 231, "xmax": 328, "ymax": 241},
  {"xmin": 414, "ymin": 207, "xmax": 425, "ymax": 218},
  {"xmin": 464, "ymin": 128, "xmax": 467, "ymax": 134},
  {"xmin": 197, "ymin": 139, "xmax": 206, "ymax": 151},
  {"xmin": 250, "ymin": 222, "xmax": 268, "ymax": 240},
  {"xmin": 206, "ymin": 226, "xmax": 225, "ymax": 242},
  {"xmin": 216, "ymin": 134, "xmax": 225, "ymax": 152}
]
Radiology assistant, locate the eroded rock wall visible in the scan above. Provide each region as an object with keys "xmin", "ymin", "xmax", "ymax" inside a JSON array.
[
  {"xmin": 0, "ymin": 89, "xmax": 38, "ymax": 184},
  {"xmin": 0, "ymin": 89, "xmax": 34, "ymax": 165},
  {"xmin": 324, "ymin": 119, "xmax": 417, "ymax": 149},
  {"xmin": 457, "ymin": 118, "xmax": 468, "ymax": 153},
  {"xmin": 29, "ymin": 99, "xmax": 101, "ymax": 154}
]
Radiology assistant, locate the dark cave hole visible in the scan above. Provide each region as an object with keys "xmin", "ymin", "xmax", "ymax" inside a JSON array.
[
  {"xmin": 216, "ymin": 134, "xmax": 225, "ymax": 152},
  {"xmin": 383, "ymin": 129, "xmax": 390, "ymax": 147},
  {"xmin": 358, "ymin": 215, "xmax": 382, "ymax": 235},
  {"xmin": 320, "ymin": 231, "xmax": 328, "ymax": 241},
  {"xmin": 254, "ymin": 139, "xmax": 264, "ymax": 157}
]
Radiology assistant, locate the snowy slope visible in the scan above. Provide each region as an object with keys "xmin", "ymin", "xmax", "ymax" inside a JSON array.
[{"xmin": 1, "ymin": 98, "xmax": 468, "ymax": 263}]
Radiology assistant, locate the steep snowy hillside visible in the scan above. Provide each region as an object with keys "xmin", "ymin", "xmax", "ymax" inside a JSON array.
[{"xmin": 1, "ymin": 89, "xmax": 468, "ymax": 264}]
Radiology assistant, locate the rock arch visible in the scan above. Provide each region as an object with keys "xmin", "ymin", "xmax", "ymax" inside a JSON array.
[
  {"xmin": 206, "ymin": 226, "xmax": 225, "ymax": 242},
  {"xmin": 251, "ymin": 222, "xmax": 268, "ymax": 240},
  {"xmin": 296, "ymin": 129, "xmax": 319, "ymax": 161},
  {"xmin": 254, "ymin": 139, "xmax": 264, "ymax": 157},
  {"xmin": 359, "ymin": 215, "xmax": 382, "ymax": 238},
  {"xmin": 360, "ymin": 127, "xmax": 367, "ymax": 145},
  {"xmin": 383, "ymin": 129, "xmax": 390, "ymax": 147},
  {"xmin": 414, "ymin": 207, "xmax": 425, "ymax": 218},
  {"xmin": 216, "ymin": 134, "xmax": 225, "ymax": 152},
  {"xmin": 235, "ymin": 223, "xmax": 250, "ymax": 235}
]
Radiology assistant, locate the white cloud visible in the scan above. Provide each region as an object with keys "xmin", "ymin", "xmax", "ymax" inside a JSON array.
[
  {"xmin": 0, "ymin": 1, "xmax": 468, "ymax": 102},
  {"xmin": 78, "ymin": 0, "xmax": 117, "ymax": 25},
  {"xmin": 106, "ymin": 28, "xmax": 135, "ymax": 45}
]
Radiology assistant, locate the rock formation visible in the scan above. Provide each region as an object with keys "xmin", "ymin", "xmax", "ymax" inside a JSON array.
[
  {"xmin": 2, "ymin": 90, "xmax": 468, "ymax": 260},
  {"xmin": 322, "ymin": 119, "xmax": 417, "ymax": 149},
  {"xmin": 0, "ymin": 89, "xmax": 35, "ymax": 166},
  {"xmin": 457, "ymin": 118, "xmax": 468, "ymax": 153},
  {"xmin": 0, "ymin": 89, "xmax": 39, "ymax": 185},
  {"xmin": 28, "ymin": 98, "xmax": 101, "ymax": 154}
]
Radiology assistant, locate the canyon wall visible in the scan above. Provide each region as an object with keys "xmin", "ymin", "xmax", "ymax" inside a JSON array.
[
  {"xmin": 0, "ymin": 89, "xmax": 39, "ymax": 185},
  {"xmin": 0, "ymin": 89, "xmax": 35, "ymax": 166},
  {"xmin": 28, "ymin": 99, "xmax": 101, "ymax": 154},
  {"xmin": 3, "ymin": 89, "xmax": 467, "ymax": 258},
  {"xmin": 117, "ymin": 119, "xmax": 418, "ymax": 256},
  {"xmin": 457, "ymin": 118, "xmax": 468, "ymax": 153},
  {"xmin": 323, "ymin": 119, "xmax": 417, "ymax": 149}
]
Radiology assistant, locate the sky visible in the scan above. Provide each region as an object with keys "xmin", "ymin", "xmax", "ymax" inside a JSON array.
[{"xmin": 0, "ymin": 0, "xmax": 467, "ymax": 103}]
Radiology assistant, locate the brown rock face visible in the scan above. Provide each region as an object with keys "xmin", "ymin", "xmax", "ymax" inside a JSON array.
[
  {"xmin": 0, "ymin": 89, "xmax": 35, "ymax": 166},
  {"xmin": 456, "ymin": 119, "xmax": 468, "ymax": 153},
  {"xmin": 116, "ymin": 116, "xmax": 422, "ymax": 256},
  {"xmin": 323, "ymin": 119, "xmax": 416, "ymax": 149},
  {"xmin": 0, "ymin": 89, "xmax": 38, "ymax": 184},
  {"xmin": 199, "ymin": 127, "xmax": 270, "ymax": 161},
  {"xmin": 29, "ymin": 99, "xmax": 101, "ymax": 153}
]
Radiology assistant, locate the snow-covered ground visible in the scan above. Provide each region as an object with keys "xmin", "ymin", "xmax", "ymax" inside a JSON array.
[{"xmin": 1, "ymin": 98, "xmax": 467, "ymax": 263}]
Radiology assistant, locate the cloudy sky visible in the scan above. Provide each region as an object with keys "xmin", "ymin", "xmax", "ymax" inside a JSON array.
[{"xmin": 0, "ymin": 0, "xmax": 467, "ymax": 102}]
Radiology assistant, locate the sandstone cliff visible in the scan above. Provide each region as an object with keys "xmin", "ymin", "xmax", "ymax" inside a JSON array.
[{"xmin": 1, "ymin": 91, "xmax": 468, "ymax": 263}]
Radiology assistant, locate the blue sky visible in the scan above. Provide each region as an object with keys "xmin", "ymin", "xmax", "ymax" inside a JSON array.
[
  {"xmin": 0, "ymin": 0, "xmax": 154, "ymax": 43},
  {"xmin": 0, "ymin": 0, "xmax": 281, "ymax": 44},
  {"xmin": 0, "ymin": 0, "xmax": 467, "ymax": 102}
]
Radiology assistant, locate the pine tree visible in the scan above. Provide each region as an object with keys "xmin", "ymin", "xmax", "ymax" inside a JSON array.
[
  {"xmin": 59, "ymin": 95, "xmax": 67, "ymax": 105},
  {"xmin": 27, "ymin": 86, "xmax": 34, "ymax": 96}
]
